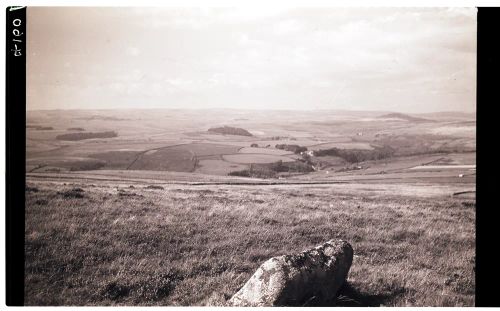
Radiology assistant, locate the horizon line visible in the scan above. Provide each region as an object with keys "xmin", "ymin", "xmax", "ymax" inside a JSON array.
[{"xmin": 26, "ymin": 107, "xmax": 477, "ymax": 114}]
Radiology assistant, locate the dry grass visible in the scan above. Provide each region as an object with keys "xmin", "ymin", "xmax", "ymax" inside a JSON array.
[{"xmin": 25, "ymin": 180, "xmax": 475, "ymax": 306}]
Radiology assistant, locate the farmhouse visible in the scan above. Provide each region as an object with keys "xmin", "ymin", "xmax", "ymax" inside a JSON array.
[{"xmin": 300, "ymin": 150, "xmax": 315, "ymax": 157}]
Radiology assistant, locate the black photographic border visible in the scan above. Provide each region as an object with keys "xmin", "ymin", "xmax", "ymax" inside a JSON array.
[
  {"xmin": 6, "ymin": 5, "xmax": 26, "ymax": 306},
  {"xmin": 475, "ymin": 6, "xmax": 499, "ymax": 308}
]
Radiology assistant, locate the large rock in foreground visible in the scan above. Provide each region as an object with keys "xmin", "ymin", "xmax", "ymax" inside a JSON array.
[{"xmin": 229, "ymin": 239, "xmax": 353, "ymax": 306}]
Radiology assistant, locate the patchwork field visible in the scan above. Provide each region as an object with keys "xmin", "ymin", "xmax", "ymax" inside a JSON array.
[
  {"xmin": 26, "ymin": 109, "xmax": 475, "ymax": 178},
  {"xmin": 222, "ymin": 153, "xmax": 296, "ymax": 164},
  {"xmin": 25, "ymin": 109, "xmax": 476, "ymax": 306}
]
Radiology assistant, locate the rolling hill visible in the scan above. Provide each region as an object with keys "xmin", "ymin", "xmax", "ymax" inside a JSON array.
[{"xmin": 378, "ymin": 112, "xmax": 433, "ymax": 123}]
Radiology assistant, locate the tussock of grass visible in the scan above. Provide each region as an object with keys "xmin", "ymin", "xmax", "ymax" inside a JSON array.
[
  {"xmin": 145, "ymin": 185, "xmax": 165, "ymax": 190},
  {"xmin": 25, "ymin": 181, "xmax": 474, "ymax": 306},
  {"xmin": 57, "ymin": 188, "xmax": 85, "ymax": 199},
  {"xmin": 26, "ymin": 186, "xmax": 39, "ymax": 193}
]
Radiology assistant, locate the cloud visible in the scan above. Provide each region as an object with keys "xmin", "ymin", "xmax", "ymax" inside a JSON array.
[
  {"xmin": 27, "ymin": 7, "xmax": 476, "ymax": 112},
  {"xmin": 126, "ymin": 47, "xmax": 141, "ymax": 56},
  {"xmin": 273, "ymin": 19, "xmax": 303, "ymax": 35}
]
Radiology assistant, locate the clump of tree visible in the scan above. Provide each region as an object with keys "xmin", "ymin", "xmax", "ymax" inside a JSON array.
[
  {"xmin": 56, "ymin": 131, "xmax": 118, "ymax": 141},
  {"xmin": 299, "ymin": 153, "xmax": 314, "ymax": 166},
  {"xmin": 275, "ymin": 144, "xmax": 308, "ymax": 154},
  {"xmin": 250, "ymin": 143, "xmax": 259, "ymax": 147},
  {"xmin": 229, "ymin": 169, "xmax": 273, "ymax": 178},
  {"xmin": 314, "ymin": 145, "xmax": 395, "ymax": 163},
  {"xmin": 27, "ymin": 125, "xmax": 54, "ymax": 130},
  {"xmin": 268, "ymin": 136, "xmax": 297, "ymax": 141},
  {"xmin": 67, "ymin": 127, "xmax": 85, "ymax": 131},
  {"xmin": 228, "ymin": 160, "xmax": 314, "ymax": 178},
  {"xmin": 207, "ymin": 126, "xmax": 252, "ymax": 136}
]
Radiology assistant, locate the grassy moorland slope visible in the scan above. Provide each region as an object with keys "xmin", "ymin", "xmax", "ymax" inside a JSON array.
[{"xmin": 25, "ymin": 179, "xmax": 475, "ymax": 306}]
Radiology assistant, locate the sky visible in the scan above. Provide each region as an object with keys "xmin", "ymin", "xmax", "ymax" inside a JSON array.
[{"xmin": 27, "ymin": 7, "xmax": 477, "ymax": 112}]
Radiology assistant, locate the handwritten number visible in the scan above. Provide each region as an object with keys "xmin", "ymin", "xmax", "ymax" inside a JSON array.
[
  {"xmin": 11, "ymin": 19, "xmax": 23, "ymax": 56},
  {"xmin": 9, "ymin": 6, "xmax": 26, "ymax": 12},
  {"xmin": 11, "ymin": 44, "xmax": 22, "ymax": 57}
]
